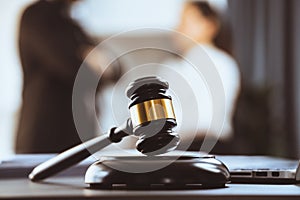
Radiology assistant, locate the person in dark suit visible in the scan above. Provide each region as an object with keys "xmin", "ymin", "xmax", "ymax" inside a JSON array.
[{"xmin": 16, "ymin": 0, "xmax": 119, "ymax": 153}]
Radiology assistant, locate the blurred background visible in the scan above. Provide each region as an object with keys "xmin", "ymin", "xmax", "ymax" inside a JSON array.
[{"xmin": 0, "ymin": 0, "xmax": 299, "ymax": 159}]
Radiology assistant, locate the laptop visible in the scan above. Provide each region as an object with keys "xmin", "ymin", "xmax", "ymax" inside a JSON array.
[{"xmin": 216, "ymin": 155, "xmax": 300, "ymax": 184}]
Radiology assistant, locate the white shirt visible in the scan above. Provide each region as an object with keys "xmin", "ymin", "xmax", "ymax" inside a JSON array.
[{"xmin": 158, "ymin": 44, "xmax": 241, "ymax": 142}]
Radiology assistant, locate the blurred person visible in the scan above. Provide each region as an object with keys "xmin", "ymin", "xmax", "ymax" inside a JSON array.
[
  {"xmin": 159, "ymin": 1, "xmax": 241, "ymax": 153},
  {"xmin": 16, "ymin": 0, "xmax": 121, "ymax": 153}
]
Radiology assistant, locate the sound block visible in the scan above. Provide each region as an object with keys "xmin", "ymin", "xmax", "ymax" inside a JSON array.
[{"xmin": 85, "ymin": 155, "xmax": 230, "ymax": 189}]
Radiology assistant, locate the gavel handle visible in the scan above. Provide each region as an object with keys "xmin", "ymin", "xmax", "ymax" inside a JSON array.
[
  {"xmin": 29, "ymin": 119, "xmax": 132, "ymax": 182},
  {"xmin": 29, "ymin": 134, "xmax": 111, "ymax": 181}
]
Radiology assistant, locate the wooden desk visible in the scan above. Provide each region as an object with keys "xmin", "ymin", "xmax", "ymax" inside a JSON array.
[{"xmin": 0, "ymin": 177, "xmax": 300, "ymax": 200}]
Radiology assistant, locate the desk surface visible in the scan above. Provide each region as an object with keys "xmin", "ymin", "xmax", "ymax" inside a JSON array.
[
  {"xmin": 1, "ymin": 154, "xmax": 300, "ymax": 200},
  {"xmin": 0, "ymin": 177, "xmax": 300, "ymax": 200}
]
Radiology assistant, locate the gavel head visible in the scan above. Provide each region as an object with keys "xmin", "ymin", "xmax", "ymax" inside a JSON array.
[{"xmin": 126, "ymin": 76, "xmax": 180, "ymax": 155}]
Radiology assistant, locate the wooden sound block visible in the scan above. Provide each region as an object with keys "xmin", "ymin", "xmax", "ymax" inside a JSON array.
[{"xmin": 85, "ymin": 155, "xmax": 230, "ymax": 190}]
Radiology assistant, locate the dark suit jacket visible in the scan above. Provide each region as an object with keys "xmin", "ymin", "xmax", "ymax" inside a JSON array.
[{"xmin": 16, "ymin": 0, "xmax": 98, "ymax": 153}]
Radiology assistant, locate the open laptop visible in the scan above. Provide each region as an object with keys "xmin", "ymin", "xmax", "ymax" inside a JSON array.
[{"xmin": 216, "ymin": 155, "xmax": 300, "ymax": 184}]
